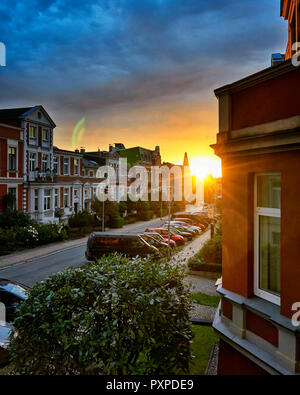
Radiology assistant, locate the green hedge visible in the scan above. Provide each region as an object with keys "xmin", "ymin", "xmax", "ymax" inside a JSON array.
[
  {"xmin": 189, "ymin": 259, "xmax": 222, "ymax": 273},
  {"xmin": 10, "ymin": 255, "xmax": 193, "ymax": 375},
  {"xmin": 109, "ymin": 213, "xmax": 124, "ymax": 229},
  {"xmin": 137, "ymin": 210, "xmax": 154, "ymax": 221}
]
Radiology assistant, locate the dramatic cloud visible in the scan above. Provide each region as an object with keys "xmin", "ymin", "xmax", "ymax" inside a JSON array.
[{"xmin": 0, "ymin": 0, "xmax": 287, "ymax": 165}]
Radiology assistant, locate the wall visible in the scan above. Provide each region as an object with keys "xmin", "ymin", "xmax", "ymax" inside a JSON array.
[
  {"xmin": 231, "ymin": 67, "xmax": 300, "ymax": 130},
  {"xmin": 222, "ymin": 150, "xmax": 300, "ymax": 318}
]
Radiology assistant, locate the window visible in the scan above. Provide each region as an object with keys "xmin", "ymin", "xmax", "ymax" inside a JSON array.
[
  {"xmin": 29, "ymin": 153, "xmax": 36, "ymax": 172},
  {"xmin": 29, "ymin": 125, "xmax": 37, "ymax": 143},
  {"xmin": 54, "ymin": 188, "xmax": 59, "ymax": 208},
  {"xmin": 42, "ymin": 154, "xmax": 49, "ymax": 173},
  {"xmin": 74, "ymin": 159, "xmax": 79, "ymax": 175},
  {"xmin": 34, "ymin": 189, "xmax": 39, "ymax": 211},
  {"xmin": 8, "ymin": 147, "xmax": 17, "ymax": 171},
  {"xmin": 64, "ymin": 188, "xmax": 69, "ymax": 208},
  {"xmin": 8, "ymin": 187, "xmax": 17, "ymax": 210},
  {"xmin": 254, "ymin": 173, "xmax": 281, "ymax": 305},
  {"xmin": 44, "ymin": 189, "xmax": 51, "ymax": 211},
  {"xmin": 53, "ymin": 156, "xmax": 59, "ymax": 174},
  {"xmin": 42, "ymin": 128, "xmax": 49, "ymax": 142},
  {"xmin": 63, "ymin": 157, "xmax": 69, "ymax": 175}
]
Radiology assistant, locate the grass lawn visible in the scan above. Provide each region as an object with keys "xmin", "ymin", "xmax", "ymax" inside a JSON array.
[
  {"xmin": 189, "ymin": 325, "xmax": 219, "ymax": 375},
  {"xmin": 191, "ymin": 292, "xmax": 220, "ymax": 308}
]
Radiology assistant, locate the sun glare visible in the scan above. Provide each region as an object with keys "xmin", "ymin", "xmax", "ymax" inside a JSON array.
[{"xmin": 189, "ymin": 157, "xmax": 222, "ymax": 180}]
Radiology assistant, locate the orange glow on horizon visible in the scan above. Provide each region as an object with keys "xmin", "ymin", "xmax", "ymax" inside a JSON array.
[{"xmin": 189, "ymin": 157, "xmax": 222, "ymax": 180}]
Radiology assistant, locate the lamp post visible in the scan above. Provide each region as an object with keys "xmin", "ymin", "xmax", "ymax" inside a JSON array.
[{"xmin": 102, "ymin": 199, "xmax": 105, "ymax": 232}]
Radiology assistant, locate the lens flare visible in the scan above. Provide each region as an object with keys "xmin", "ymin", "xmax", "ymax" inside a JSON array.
[{"xmin": 72, "ymin": 117, "xmax": 86, "ymax": 150}]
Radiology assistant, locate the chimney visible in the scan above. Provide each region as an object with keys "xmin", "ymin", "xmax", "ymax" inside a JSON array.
[
  {"xmin": 109, "ymin": 144, "xmax": 113, "ymax": 152},
  {"xmin": 75, "ymin": 149, "xmax": 79, "ymax": 153},
  {"xmin": 80, "ymin": 147, "xmax": 85, "ymax": 154}
]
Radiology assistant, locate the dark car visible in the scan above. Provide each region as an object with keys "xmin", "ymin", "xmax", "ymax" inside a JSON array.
[
  {"xmin": 85, "ymin": 233, "xmax": 160, "ymax": 261},
  {"xmin": 0, "ymin": 325, "xmax": 11, "ymax": 366},
  {"xmin": 0, "ymin": 279, "xmax": 29, "ymax": 324}
]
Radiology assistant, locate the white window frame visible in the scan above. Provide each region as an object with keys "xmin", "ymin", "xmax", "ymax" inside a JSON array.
[
  {"xmin": 7, "ymin": 186, "xmax": 17, "ymax": 210},
  {"xmin": 63, "ymin": 157, "xmax": 70, "ymax": 176},
  {"xmin": 8, "ymin": 146, "xmax": 17, "ymax": 171},
  {"xmin": 42, "ymin": 154, "xmax": 49, "ymax": 174},
  {"xmin": 53, "ymin": 156, "xmax": 59, "ymax": 174},
  {"xmin": 74, "ymin": 158, "xmax": 80, "ymax": 176},
  {"xmin": 54, "ymin": 188, "xmax": 59, "ymax": 208},
  {"xmin": 64, "ymin": 187, "xmax": 70, "ymax": 208},
  {"xmin": 44, "ymin": 189, "xmax": 51, "ymax": 211},
  {"xmin": 42, "ymin": 128, "xmax": 49, "ymax": 142},
  {"xmin": 254, "ymin": 172, "xmax": 281, "ymax": 306},
  {"xmin": 29, "ymin": 125, "xmax": 37, "ymax": 144},
  {"xmin": 34, "ymin": 189, "xmax": 39, "ymax": 212},
  {"xmin": 29, "ymin": 152, "xmax": 36, "ymax": 172}
]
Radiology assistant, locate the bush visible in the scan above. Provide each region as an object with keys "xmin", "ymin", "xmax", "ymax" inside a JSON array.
[
  {"xmin": 188, "ymin": 259, "xmax": 222, "ymax": 273},
  {"xmin": 36, "ymin": 223, "xmax": 68, "ymax": 245},
  {"xmin": 10, "ymin": 255, "xmax": 193, "ymax": 375},
  {"xmin": 197, "ymin": 235, "xmax": 222, "ymax": 265},
  {"xmin": 109, "ymin": 213, "xmax": 124, "ymax": 229},
  {"xmin": 0, "ymin": 210, "xmax": 32, "ymax": 229},
  {"xmin": 68, "ymin": 211, "xmax": 98, "ymax": 228},
  {"xmin": 136, "ymin": 210, "xmax": 154, "ymax": 221}
]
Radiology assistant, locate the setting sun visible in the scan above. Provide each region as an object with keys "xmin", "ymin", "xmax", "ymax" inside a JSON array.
[{"xmin": 189, "ymin": 157, "xmax": 222, "ymax": 180}]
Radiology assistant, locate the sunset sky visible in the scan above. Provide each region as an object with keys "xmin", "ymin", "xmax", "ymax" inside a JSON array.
[{"xmin": 0, "ymin": 0, "xmax": 287, "ymax": 177}]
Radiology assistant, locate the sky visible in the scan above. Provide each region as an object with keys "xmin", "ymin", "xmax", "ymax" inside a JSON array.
[{"xmin": 0, "ymin": 0, "xmax": 288, "ymax": 177}]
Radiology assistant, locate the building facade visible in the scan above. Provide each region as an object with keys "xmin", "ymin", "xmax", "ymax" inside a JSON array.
[
  {"xmin": 0, "ymin": 123, "xmax": 24, "ymax": 212},
  {"xmin": 211, "ymin": 4, "xmax": 300, "ymax": 374}
]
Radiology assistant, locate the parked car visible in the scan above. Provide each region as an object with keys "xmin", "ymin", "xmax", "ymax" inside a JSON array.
[
  {"xmin": 0, "ymin": 279, "xmax": 29, "ymax": 324},
  {"xmin": 143, "ymin": 232, "xmax": 176, "ymax": 248},
  {"xmin": 173, "ymin": 217, "xmax": 206, "ymax": 230},
  {"xmin": 163, "ymin": 224, "xmax": 195, "ymax": 240},
  {"xmin": 145, "ymin": 228, "xmax": 185, "ymax": 246},
  {"xmin": 168, "ymin": 221, "xmax": 202, "ymax": 234},
  {"xmin": 85, "ymin": 233, "xmax": 160, "ymax": 261},
  {"xmin": 141, "ymin": 234, "xmax": 169, "ymax": 250},
  {"xmin": 0, "ymin": 325, "xmax": 11, "ymax": 366},
  {"xmin": 172, "ymin": 212, "xmax": 210, "ymax": 227}
]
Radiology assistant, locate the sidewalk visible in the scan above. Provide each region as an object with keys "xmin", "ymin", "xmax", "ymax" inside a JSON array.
[{"xmin": 0, "ymin": 217, "xmax": 166, "ymax": 269}]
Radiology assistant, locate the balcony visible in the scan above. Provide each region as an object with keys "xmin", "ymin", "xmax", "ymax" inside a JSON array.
[{"xmin": 27, "ymin": 170, "xmax": 57, "ymax": 183}]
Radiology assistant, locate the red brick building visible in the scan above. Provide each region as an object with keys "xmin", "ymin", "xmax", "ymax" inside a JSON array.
[
  {"xmin": 212, "ymin": 1, "xmax": 300, "ymax": 375},
  {"xmin": 0, "ymin": 122, "xmax": 24, "ymax": 212}
]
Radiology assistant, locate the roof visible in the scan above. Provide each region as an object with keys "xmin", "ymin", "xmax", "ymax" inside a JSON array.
[
  {"xmin": 0, "ymin": 105, "xmax": 56, "ymax": 127},
  {"xmin": 83, "ymin": 158, "xmax": 100, "ymax": 168}
]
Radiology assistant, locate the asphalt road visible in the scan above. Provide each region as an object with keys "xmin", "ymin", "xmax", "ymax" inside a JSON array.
[{"xmin": 0, "ymin": 218, "xmax": 165, "ymax": 287}]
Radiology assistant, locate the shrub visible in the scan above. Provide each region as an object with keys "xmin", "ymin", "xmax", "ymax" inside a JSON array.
[
  {"xmin": 198, "ymin": 235, "xmax": 222, "ymax": 265},
  {"xmin": 0, "ymin": 210, "xmax": 32, "ymax": 229},
  {"xmin": 68, "ymin": 211, "xmax": 98, "ymax": 228},
  {"xmin": 10, "ymin": 255, "xmax": 193, "ymax": 375},
  {"xmin": 36, "ymin": 223, "xmax": 68, "ymax": 245},
  {"xmin": 109, "ymin": 213, "xmax": 124, "ymax": 229},
  {"xmin": 188, "ymin": 259, "xmax": 222, "ymax": 273},
  {"xmin": 136, "ymin": 210, "xmax": 154, "ymax": 221}
]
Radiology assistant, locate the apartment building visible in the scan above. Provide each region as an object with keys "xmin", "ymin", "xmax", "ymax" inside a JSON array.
[{"xmin": 211, "ymin": 1, "xmax": 300, "ymax": 374}]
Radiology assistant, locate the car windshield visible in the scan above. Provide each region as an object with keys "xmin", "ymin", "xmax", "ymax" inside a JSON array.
[{"xmin": 0, "ymin": 281, "xmax": 28, "ymax": 300}]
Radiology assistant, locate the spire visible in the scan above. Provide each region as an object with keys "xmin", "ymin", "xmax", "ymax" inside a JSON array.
[{"xmin": 183, "ymin": 152, "xmax": 190, "ymax": 167}]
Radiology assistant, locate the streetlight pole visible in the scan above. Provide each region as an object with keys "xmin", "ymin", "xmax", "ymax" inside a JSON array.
[{"xmin": 102, "ymin": 199, "xmax": 105, "ymax": 232}]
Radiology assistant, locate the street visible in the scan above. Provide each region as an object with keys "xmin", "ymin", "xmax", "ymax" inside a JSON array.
[{"xmin": 0, "ymin": 218, "xmax": 165, "ymax": 287}]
